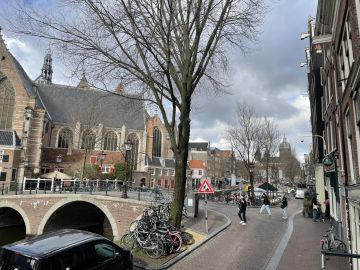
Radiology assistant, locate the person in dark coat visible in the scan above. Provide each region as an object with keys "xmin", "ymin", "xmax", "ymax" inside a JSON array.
[
  {"xmin": 280, "ymin": 196, "xmax": 288, "ymax": 219},
  {"xmin": 259, "ymin": 193, "xmax": 271, "ymax": 215},
  {"xmin": 238, "ymin": 195, "xmax": 247, "ymax": 225}
]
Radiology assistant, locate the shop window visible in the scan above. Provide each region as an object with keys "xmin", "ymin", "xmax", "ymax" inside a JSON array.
[{"xmin": 0, "ymin": 172, "xmax": 6, "ymax": 181}]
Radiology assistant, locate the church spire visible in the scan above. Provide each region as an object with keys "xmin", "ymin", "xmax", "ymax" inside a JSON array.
[{"xmin": 39, "ymin": 47, "xmax": 53, "ymax": 84}]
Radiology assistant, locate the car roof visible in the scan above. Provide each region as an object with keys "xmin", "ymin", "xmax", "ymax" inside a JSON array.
[{"xmin": 2, "ymin": 229, "xmax": 105, "ymax": 258}]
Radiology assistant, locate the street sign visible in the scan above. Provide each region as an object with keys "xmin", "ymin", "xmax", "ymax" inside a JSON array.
[{"xmin": 198, "ymin": 179, "xmax": 214, "ymax": 194}]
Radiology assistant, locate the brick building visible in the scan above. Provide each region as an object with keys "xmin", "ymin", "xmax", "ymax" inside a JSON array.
[
  {"xmin": 0, "ymin": 33, "xmax": 174, "ymax": 189},
  {"xmin": 305, "ymin": 0, "xmax": 360, "ymax": 267}
]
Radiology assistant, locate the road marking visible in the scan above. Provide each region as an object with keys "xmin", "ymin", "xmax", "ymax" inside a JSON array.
[{"xmin": 265, "ymin": 209, "xmax": 303, "ymax": 270}]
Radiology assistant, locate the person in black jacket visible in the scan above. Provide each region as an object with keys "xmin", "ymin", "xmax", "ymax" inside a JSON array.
[
  {"xmin": 238, "ymin": 195, "xmax": 247, "ymax": 225},
  {"xmin": 280, "ymin": 196, "xmax": 288, "ymax": 219},
  {"xmin": 259, "ymin": 193, "xmax": 272, "ymax": 215}
]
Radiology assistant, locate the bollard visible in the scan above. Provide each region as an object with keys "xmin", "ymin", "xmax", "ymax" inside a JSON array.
[
  {"xmin": 105, "ymin": 182, "xmax": 108, "ymax": 196},
  {"xmin": 29, "ymin": 182, "xmax": 32, "ymax": 195},
  {"xmin": 21, "ymin": 181, "xmax": 24, "ymax": 194},
  {"xmin": 15, "ymin": 183, "xmax": 18, "ymax": 195},
  {"xmin": 44, "ymin": 182, "xmax": 47, "ymax": 194},
  {"xmin": 1, "ymin": 183, "xmax": 4, "ymax": 195}
]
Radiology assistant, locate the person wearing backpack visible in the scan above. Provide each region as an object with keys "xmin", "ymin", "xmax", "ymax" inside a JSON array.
[{"xmin": 280, "ymin": 196, "xmax": 288, "ymax": 219}]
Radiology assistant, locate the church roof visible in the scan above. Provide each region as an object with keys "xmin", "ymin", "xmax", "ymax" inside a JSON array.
[
  {"xmin": 188, "ymin": 142, "xmax": 209, "ymax": 151},
  {"xmin": 35, "ymin": 84, "xmax": 145, "ymax": 130},
  {"xmin": 8, "ymin": 53, "xmax": 37, "ymax": 98}
]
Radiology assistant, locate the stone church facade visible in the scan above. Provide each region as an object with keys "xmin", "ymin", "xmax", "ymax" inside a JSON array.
[{"xmin": 0, "ymin": 33, "xmax": 175, "ymax": 188}]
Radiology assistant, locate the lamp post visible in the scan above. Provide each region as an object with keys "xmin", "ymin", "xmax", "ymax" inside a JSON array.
[
  {"xmin": 121, "ymin": 140, "xmax": 133, "ymax": 199},
  {"xmin": 98, "ymin": 150, "xmax": 107, "ymax": 174}
]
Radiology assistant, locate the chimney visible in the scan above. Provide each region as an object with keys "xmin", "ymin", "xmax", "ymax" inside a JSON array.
[{"xmin": 77, "ymin": 73, "xmax": 89, "ymax": 89}]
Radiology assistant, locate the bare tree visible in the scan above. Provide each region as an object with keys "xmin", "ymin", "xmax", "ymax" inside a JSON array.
[
  {"xmin": 259, "ymin": 118, "xmax": 281, "ymax": 185},
  {"xmin": 227, "ymin": 102, "xmax": 263, "ymax": 201},
  {"xmin": 5, "ymin": 0, "xmax": 267, "ymax": 227}
]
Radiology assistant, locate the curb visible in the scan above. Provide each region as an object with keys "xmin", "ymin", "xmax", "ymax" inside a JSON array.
[{"xmin": 134, "ymin": 209, "xmax": 232, "ymax": 270}]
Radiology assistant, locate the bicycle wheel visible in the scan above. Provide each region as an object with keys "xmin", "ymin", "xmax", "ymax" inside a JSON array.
[
  {"xmin": 332, "ymin": 240, "xmax": 347, "ymax": 253},
  {"xmin": 121, "ymin": 233, "xmax": 136, "ymax": 250},
  {"xmin": 144, "ymin": 234, "xmax": 165, "ymax": 259},
  {"xmin": 170, "ymin": 232, "xmax": 182, "ymax": 252},
  {"xmin": 181, "ymin": 231, "xmax": 194, "ymax": 245}
]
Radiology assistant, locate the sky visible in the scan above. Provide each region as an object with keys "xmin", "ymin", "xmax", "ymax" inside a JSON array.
[{"xmin": 0, "ymin": 0, "xmax": 318, "ymax": 163}]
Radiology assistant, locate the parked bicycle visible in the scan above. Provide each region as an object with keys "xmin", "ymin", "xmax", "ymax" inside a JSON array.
[{"xmin": 320, "ymin": 226, "xmax": 347, "ymax": 255}]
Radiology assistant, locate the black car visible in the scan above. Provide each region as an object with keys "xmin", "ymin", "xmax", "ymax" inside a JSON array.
[{"xmin": 0, "ymin": 229, "xmax": 133, "ymax": 270}]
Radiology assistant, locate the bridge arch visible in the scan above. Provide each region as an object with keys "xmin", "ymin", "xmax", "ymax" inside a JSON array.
[
  {"xmin": 0, "ymin": 201, "xmax": 31, "ymax": 235},
  {"xmin": 37, "ymin": 196, "xmax": 119, "ymax": 240}
]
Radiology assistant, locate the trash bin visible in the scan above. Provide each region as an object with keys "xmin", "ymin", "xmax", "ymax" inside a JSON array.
[{"xmin": 186, "ymin": 190, "xmax": 199, "ymax": 218}]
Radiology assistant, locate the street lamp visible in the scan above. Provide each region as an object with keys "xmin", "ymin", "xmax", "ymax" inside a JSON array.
[
  {"xmin": 121, "ymin": 140, "xmax": 134, "ymax": 199},
  {"xmin": 98, "ymin": 150, "xmax": 107, "ymax": 173},
  {"xmin": 301, "ymin": 134, "xmax": 327, "ymax": 156}
]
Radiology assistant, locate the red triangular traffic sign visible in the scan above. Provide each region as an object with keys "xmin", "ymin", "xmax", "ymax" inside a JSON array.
[{"xmin": 198, "ymin": 179, "xmax": 214, "ymax": 194}]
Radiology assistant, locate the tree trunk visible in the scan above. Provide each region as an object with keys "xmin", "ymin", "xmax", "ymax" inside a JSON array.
[
  {"xmin": 169, "ymin": 98, "xmax": 191, "ymax": 228},
  {"xmin": 80, "ymin": 149, "xmax": 88, "ymax": 181}
]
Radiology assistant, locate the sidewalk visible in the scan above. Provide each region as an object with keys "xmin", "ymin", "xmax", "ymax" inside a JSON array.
[
  {"xmin": 133, "ymin": 207, "xmax": 230, "ymax": 270},
  {"xmin": 277, "ymin": 201, "xmax": 350, "ymax": 270}
]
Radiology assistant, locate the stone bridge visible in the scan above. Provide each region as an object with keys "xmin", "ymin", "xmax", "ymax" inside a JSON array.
[{"xmin": 0, "ymin": 194, "xmax": 148, "ymax": 242}]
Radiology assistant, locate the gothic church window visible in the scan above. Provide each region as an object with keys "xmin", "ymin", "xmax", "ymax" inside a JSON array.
[
  {"xmin": 0, "ymin": 73, "xmax": 15, "ymax": 129},
  {"xmin": 81, "ymin": 129, "xmax": 96, "ymax": 150},
  {"xmin": 103, "ymin": 131, "xmax": 117, "ymax": 151},
  {"xmin": 57, "ymin": 128, "xmax": 73, "ymax": 148},
  {"xmin": 152, "ymin": 127, "xmax": 162, "ymax": 157}
]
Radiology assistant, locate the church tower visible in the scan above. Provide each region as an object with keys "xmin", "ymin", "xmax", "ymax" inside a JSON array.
[
  {"xmin": 279, "ymin": 136, "xmax": 291, "ymax": 159},
  {"xmin": 36, "ymin": 49, "xmax": 53, "ymax": 84}
]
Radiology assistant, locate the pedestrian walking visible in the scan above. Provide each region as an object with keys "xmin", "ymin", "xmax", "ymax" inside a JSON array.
[
  {"xmin": 238, "ymin": 195, "xmax": 247, "ymax": 225},
  {"xmin": 280, "ymin": 195, "xmax": 288, "ymax": 219},
  {"xmin": 312, "ymin": 194, "xmax": 319, "ymax": 222},
  {"xmin": 259, "ymin": 193, "xmax": 271, "ymax": 215}
]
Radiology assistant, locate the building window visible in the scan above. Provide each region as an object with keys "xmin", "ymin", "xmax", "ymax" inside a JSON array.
[
  {"xmin": 150, "ymin": 168, "xmax": 155, "ymax": 175},
  {"xmin": 0, "ymin": 73, "xmax": 15, "ymax": 129},
  {"xmin": 81, "ymin": 129, "xmax": 96, "ymax": 150},
  {"xmin": 103, "ymin": 131, "xmax": 117, "ymax": 151},
  {"xmin": 11, "ymin": 169, "xmax": 17, "ymax": 181},
  {"xmin": 152, "ymin": 127, "xmax": 162, "ymax": 157},
  {"xmin": 151, "ymin": 178, "xmax": 155, "ymax": 188},
  {"xmin": 0, "ymin": 150, "xmax": 4, "ymax": 162},
  {"xmin": 199, "ymin": 170, "xmax": 202, "ymax": 175},
  {"xmin": 0, "ymin": 172, "xmax": 6, "ymax": 181},
  {"xmin": 57, "ymin": 127, "xmax": 73, "ymax": 148},
  {"xmin": 345, "ymin": 110, "xmax": 355, "ymax": 182},
  {"xmin": 338, "ymin": 10, "xmax": 354, "ymax": 91},
  {"xmin": 101, "ymin": 166, "xmax": 111, "ymax": 174},
  {"xmin": 90, "ymin": 156, "xmax": 97, "ymax": 164},
  {"xmin": 156, "ymin": 168, "xmax": 162, "ymax": 175}
]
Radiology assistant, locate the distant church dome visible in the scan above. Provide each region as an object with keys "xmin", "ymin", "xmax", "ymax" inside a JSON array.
[{"xmin": 279, "ymin": 137, "xmax": 291, "ymax": 149}]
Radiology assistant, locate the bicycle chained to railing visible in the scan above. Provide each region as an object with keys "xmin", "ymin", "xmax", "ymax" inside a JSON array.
[{"xmin": 120, "ymin": 203, "xmax": 194, "ymax": 258}]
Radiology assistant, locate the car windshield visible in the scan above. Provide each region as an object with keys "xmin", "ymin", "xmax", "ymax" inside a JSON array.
[{"xmin": 0, "ymin": 248, "xmax": 37, "ymax": 270}]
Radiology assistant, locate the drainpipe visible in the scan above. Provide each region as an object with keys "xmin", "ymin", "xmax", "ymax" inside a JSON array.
[{"xmin": 338, "ymin": 86, "xmax": 352, "ymax": 269}]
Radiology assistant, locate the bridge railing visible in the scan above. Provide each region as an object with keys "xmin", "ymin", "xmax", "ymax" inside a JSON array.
[{"xmin": 0, "ymin": 178, "xmax": 154, "ymax": 200}]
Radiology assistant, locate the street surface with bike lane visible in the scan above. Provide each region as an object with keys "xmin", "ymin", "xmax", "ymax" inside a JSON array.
[{"xmin": 167, "ymin": 198, "xmax": 349, "ymax": 270}]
